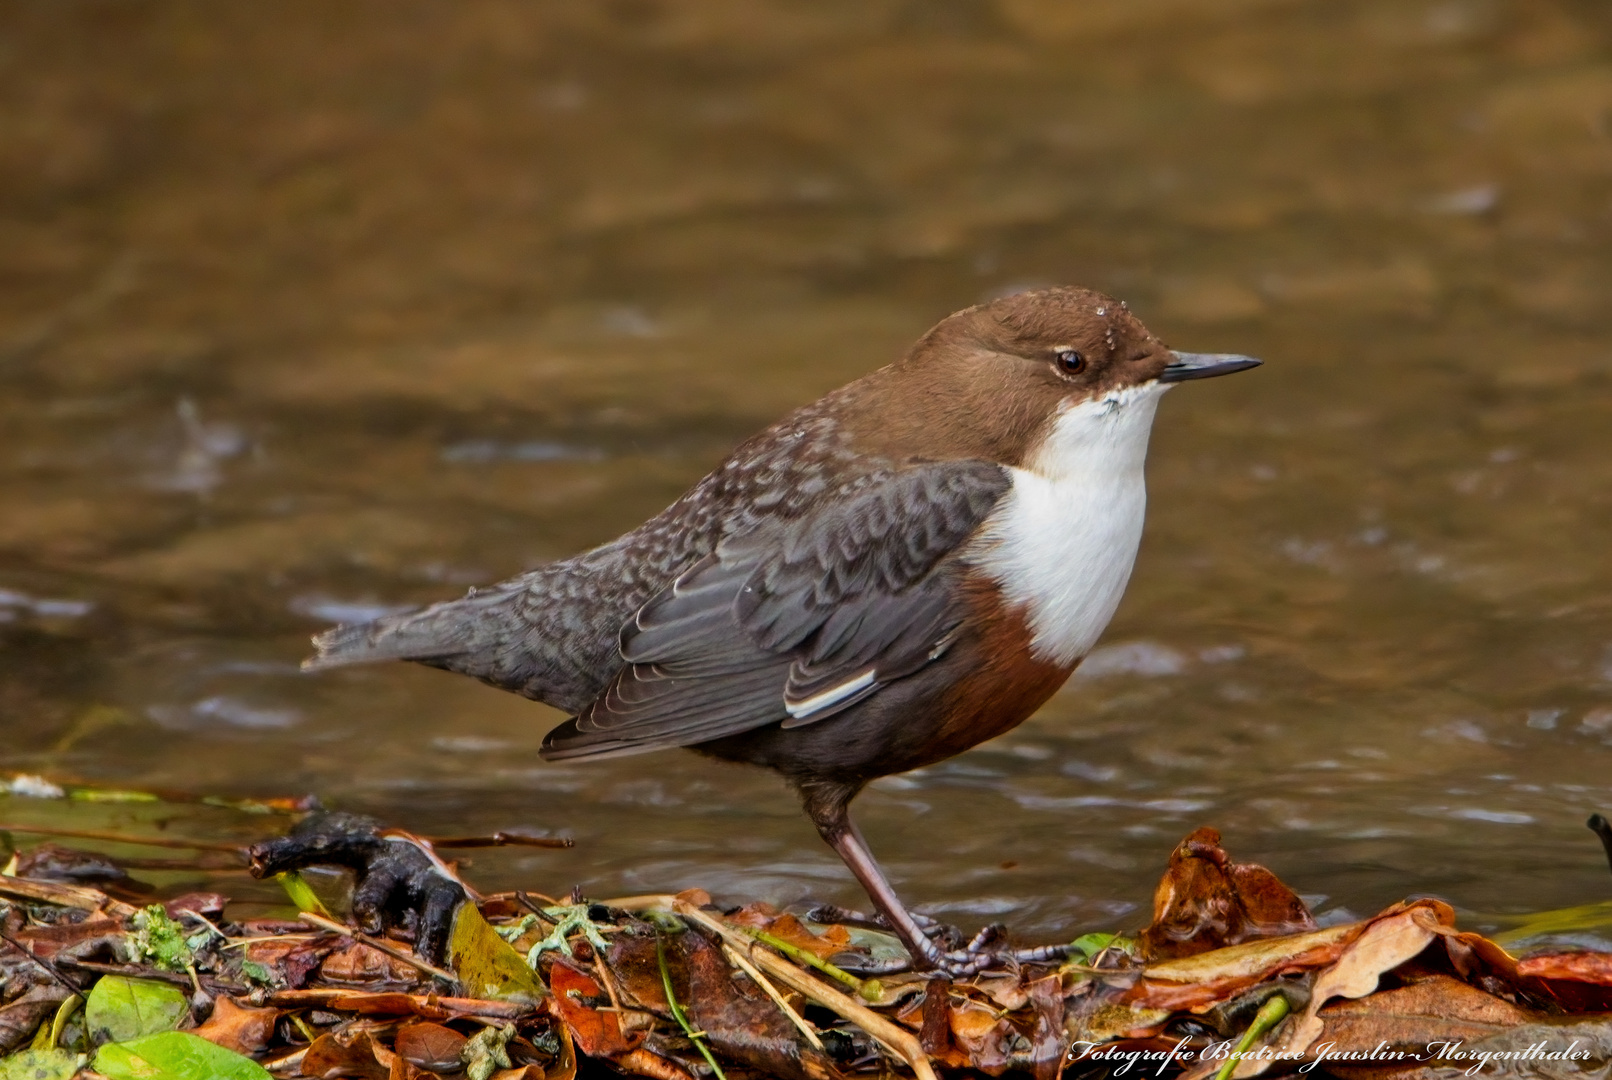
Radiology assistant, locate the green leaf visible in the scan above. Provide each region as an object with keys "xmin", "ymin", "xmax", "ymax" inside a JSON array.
[
  {"xmin": 1069, "ymin": 932, "xmax": 1120, "ymax": 961},
  {"xmin": 0, "ymin": 1048, "xmax": 78, "ymax": 1080},
  {"xmin": 448, "ymin": 902, "xmax": 546, "ymax": 1002},
  {"xmin": 84, "ymin": 977, "xmax": 189, "ymax": 1045},
  {"xmin": 94, "ymin": 1032, "xmax": 270, "ymax": 1080},
  {"xmin": 273, "ymin": 871, "xmax": 331, "ymax": 918}
]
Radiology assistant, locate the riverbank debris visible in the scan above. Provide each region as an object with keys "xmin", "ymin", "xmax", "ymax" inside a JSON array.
[{"xmin": 3, "ymin": 780, "xmax": 1612, "ymax": 1077}]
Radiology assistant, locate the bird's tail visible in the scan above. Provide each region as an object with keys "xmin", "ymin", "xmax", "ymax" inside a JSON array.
[{"xmin": 301, "ymin": 586, "xmax": 522, "ymax": 672}]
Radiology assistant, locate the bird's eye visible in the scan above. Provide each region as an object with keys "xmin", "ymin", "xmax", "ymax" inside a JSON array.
[{"xmin": 1053, "ymin": 349, "xmax": 1086, "ymax": 375}]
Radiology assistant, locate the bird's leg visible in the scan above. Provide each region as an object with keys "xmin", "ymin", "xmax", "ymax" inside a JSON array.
[
  {"xmin": 801, "ymin": 782, "xmax": 998, "ymax": 977},
  {"xmin": 801, "ymin": 781, "xmax": 1074, "ymax": 977}
]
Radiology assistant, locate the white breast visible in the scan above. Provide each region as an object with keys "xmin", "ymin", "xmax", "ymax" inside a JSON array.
[{"xmin": 969, "ymin": 383, "xmax": 1169, "ymax": 667}]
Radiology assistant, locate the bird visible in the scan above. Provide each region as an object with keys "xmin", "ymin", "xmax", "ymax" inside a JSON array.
[{"xmin": 303, "ymin": 285, "xmax": 1260, "ymax": 975}]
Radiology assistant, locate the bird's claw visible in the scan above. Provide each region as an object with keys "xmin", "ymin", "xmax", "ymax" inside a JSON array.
[{"xmin": 247, "ymin": 811, "xmax": 467, "ymax": 966}]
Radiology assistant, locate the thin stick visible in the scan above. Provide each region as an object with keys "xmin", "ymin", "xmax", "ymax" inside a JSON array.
[
  {"xmin": 0, "ymin": 822, "xmax": 247, "ymax": 854},
  {"xmin": 265, "ymin": 988, "xmax": 530, "ymax": 1020},
  {"xmin": 0, "ymin": 926, "xmax": 83, "ymax": 997},
  {"xmin": 427, "ymin": 832, "xmax": 574, "ymax": 850},
  {"xmin": 721, "ymin": 942, "xmax": 826, "ymax": 1053},
  {"xmin": 297, "ymin": 911, "xmax": 457, "ymax": 983},
  {"xmin": 743, "ymin": 925, "xmax": 881, "ymax": 1002}
]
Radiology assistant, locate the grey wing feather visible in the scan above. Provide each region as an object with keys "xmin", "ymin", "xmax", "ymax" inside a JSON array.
[{"xmin": 541, "ymin": 460, "xmax": 1010, "ymax": 760}]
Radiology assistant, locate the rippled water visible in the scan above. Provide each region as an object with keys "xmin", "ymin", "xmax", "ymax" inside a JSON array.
[{"xmin": 3, "ymin": 0, "xmax": 1612, "ymax": 939}]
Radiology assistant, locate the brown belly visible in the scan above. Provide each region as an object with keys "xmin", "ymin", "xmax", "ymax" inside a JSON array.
[{"xmin": 897, "ymin": 579, "xmax": 1074, "ymax": 771}]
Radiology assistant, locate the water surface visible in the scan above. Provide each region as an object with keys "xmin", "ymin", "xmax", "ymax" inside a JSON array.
[{"xmin": 3, "ymin": 0, "xmax": 1612, "ymax": 938}]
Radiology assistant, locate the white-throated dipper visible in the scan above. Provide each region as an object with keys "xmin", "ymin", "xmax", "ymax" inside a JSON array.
[{"xmin": 305, "ymin": 286, "xmax": 1260, "ymax": 975}]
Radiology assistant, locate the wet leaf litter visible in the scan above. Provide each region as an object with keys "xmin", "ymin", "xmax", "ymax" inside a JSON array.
[{"xmin": 4, "ymin": 779, "xmax": 1612, "ymax": 1078}]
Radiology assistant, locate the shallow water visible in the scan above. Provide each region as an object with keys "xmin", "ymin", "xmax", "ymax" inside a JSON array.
[{"xmin": 3, "ymin": 0, "xmax": 1612, "ymax": 939}]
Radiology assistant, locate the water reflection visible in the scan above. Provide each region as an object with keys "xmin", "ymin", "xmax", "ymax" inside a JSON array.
[{"xmin": 1, "ymin": 0, "xmax": 1611, "ymax": 940}]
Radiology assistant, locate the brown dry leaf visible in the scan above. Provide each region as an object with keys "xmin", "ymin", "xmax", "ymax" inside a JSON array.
[
  {"xmin": 395, "ymin": 1020, "xmax": 468, "ymax": 1071},
  {"xmin": 616, "ymin": 1048, "xmax": 696, "ymax": 1080},
  {"xmin": 1126, "ymin": 924, "xmax": 1358, "ymax": 1012},
  {"xmin": 0, "ymin": 984, "xmax": 73, "ymax": 1054},
  {"xmin": 603, "ymin": 929, "xmax": 842, "ymax": 1080},
  {"xmin": 1317, "ymin": 974, "xmax": 1529, "ymax": 1056},
  {"xmin": 774, "ymin": 914, "xmax": 852, "ymax": 962},
  {"xmin": 1517, "ymin": 951, "xmax": 1612, "ymax": 982},
  {"xmin": 1516, "ymin": 950, "xmax": 1612, "ymax": 1012},
  {"xmin": 548, "ymin": 958, "xmax": 644, "ymax": 1058},
  {"xmin": 192, "ymin": 996, "xmax": 279, "ymax": 1056},
  {"xmin": 1140, "ymin": 827, "xmax": 1316, "ymax": 961},
  {"xmin": 15, "ymin": 911, "xmax": 121, "ymax": 958},
  {"xmin": 302, "ymin": 1028, "xmax": 392, "ymax": 1080},
  {"xmin": 1242, "ymin": 909, "xmax": 1438, "ymax": 1078},
  {"xmin": 491, "ymin": 1068, "xmax": 549, "ymax": 1080},
  {"xmin": 948, "ymin": 998, "xmax": 1016, "ymax": 1073},
  {"xmin": 320, "ymin": 940, "xmax": 426, "ymax": 986}
]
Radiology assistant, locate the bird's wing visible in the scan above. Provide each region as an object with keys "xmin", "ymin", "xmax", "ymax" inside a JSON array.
[{"xmin": 539, "ymin": 459, "xmax": 1011, "ymax": 760}]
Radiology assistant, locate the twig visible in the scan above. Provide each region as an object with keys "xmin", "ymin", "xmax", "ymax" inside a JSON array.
[
  {"xmin": 0, "ymin": 926, "xmax": 84, "ymax": 997},
  {"xmin": 515, "ymin": 890, "xmax": 564, "ymax": 915},
  {"xmin": 428, "ymin": 832, "xmax": 574, "ymax": 850},
  {"xmin": 657, "ymin": 931, "xmax": 727, "ymax": 1080},
  {"xmin": 592, "ymin": 953, "xmax": 626, "ymax": 1011},
  {"xmin": 721, "ymin": 942, "xmax": 826, "ymax": 1053},
  {"xmin": 0, "ymin": 823, "xmax": 248, "ymax": 855},
  {"xmin": 297, "ymin": 911, "xmax": 457, "ymax": 983},
  {"xmin": 742, "ymin": 925, "xmax": 882, "ymax": 1002}
]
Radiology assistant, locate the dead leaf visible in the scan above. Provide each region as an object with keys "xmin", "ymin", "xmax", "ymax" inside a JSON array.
[
  {"xmin": 1126, "ymin": 924, "xmax": 1357, "ymax": 1012},
  {"xmin": 1516, "ymin": 950, "xmax": 1612, "ymax": 1012},
  {"xmin": 1317, "ymin": 974, "xmax": 1529, "ymax": 1054},
  {"xmin": 0, "ymin": 984, "xmax": 73, "ymax": 1053},
  {"xmin": 192, "ymin": 996, "xmax": 279, "ymax": 1055},
  {"xmin": 602, "ymin": 929, "xmax": 842, "ymax": 1080},
  {"xmin": 320, "ymin": 940, "xmax": 425, "ymax": 986},
  {"xmin": 449, "ymin": 901, "xmax": 547, "ymax": 1003},
  {"xmin": 616, "ymin": 1048, "xmax": 696, "ymax": 1080},
  {"xmin": 302, "ymin": 1027, "xmax": 392, "ymax": 1080},
  {"xmin": 395, "ymin": 1021, "xmax": 468, "ymax": 1071},
  {"xmin": 14, "ymin": 911, "xmax": 121, "ymax": 958},
  {"xmin": 1140, "ymin": 827, "xmax": 1316, "ymax": 961},
  {"xmin": 549, "ymin": 958, "xmax": 643, "ymax": 1058},
  {"xmin": 1244, "ymin": 909, "xmax": 1438, "ymax": 1077}
]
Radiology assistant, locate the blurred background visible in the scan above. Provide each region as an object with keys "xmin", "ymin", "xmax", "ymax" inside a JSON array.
[{"xmin": 2, "ymin": 0, "xmax": 1611, "ymax": 938}]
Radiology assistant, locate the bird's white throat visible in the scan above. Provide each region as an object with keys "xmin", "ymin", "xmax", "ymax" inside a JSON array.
[{"xmin": 972, "ymin": 382, "xmax": 1168, "ymax": 666}]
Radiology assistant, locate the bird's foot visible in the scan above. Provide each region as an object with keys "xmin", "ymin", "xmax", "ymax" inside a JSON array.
[
  {"xmin": 806, "ymin": 903, "xmax": 965, "ymax": 950},
  {"xmin": 921, "ymin": 927, "xmax": 1076, "ymax": 978},
  {"xmin": 818, "ymin": 913, "xmax": 1074, "ymax": 978},
  {"xmin": 246, "ymin": 811, "xmax": 468, "ymax": 965}
]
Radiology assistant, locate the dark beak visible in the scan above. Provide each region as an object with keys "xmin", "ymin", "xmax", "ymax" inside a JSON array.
[{"xmin": 1159, "ymin": 352, "xmax": 1262, "ymax": 383}]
